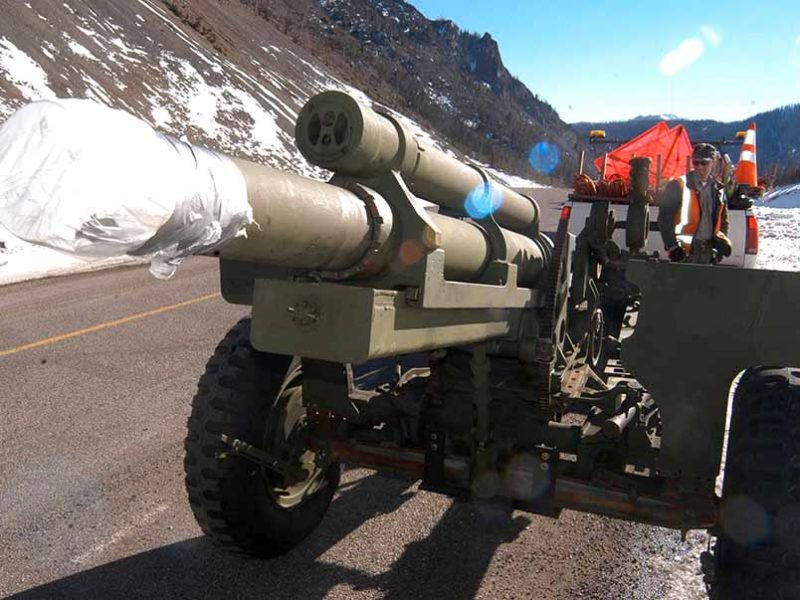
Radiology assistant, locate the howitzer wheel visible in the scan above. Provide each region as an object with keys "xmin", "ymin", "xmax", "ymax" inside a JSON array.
[
  {"xmin": 184, "ymin": 318, "xmax": 340, "ymax": 558},
  {"xmin": 595, "ymin": 297, "xmax": 626, "ymax": 376},
  {"xmin": 707, "ymin": 367, "xmax": 800, "ymax": 599}
]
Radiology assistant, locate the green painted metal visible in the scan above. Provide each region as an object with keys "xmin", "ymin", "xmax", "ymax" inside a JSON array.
[
  {"xmin": 623, "ymin": 260, "xmax": 800, "ymax": 492},
  {"xmin": 222, "ymin": 158, "xmax": 383, "ymax": 271},
  {"xmin": 250, "ymin": 279, "xmax": 522, "ymax": 363},
  {"xmin": 295, "ymin": 90, "xmax": 540, "ymax": 234},
  {"xmin": 220, "ymin": 160, "xmax": 547, "ymax": 290}
]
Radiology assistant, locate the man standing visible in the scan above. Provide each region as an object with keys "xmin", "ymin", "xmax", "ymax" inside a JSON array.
[{"xmin": 658, "ymin": 143, "xmax": 732, "ymax": 264}]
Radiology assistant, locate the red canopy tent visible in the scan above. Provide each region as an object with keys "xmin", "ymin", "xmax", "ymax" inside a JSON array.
[{"xmin": 593, "ymin": 122, "xmax": 693, "ymax": 187}]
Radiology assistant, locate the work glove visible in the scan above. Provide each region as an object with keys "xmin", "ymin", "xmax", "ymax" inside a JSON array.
[
  {"xmin": 667, "ymin": 245, "xmax": 686, "ymax": 262},
  {"xmin": 713, "ymin": 233, "xmax": 733, "ymax": 258}
]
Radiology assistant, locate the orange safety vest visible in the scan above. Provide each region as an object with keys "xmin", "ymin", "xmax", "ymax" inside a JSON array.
[{"xmin": 673, "ymin": 180, "xmax": 724, "ymax": 238}]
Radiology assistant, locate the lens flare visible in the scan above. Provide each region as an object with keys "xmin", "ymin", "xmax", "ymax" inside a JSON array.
[
  {"xmin": 398, "ymin": 239, "xmax": 425, "ymax": 266},
  {"xmin": 504, "ymin": 453, "xmax": 552, "ymax": 502},
  {"xmin": 528, "ymin": 141, "xmax": 561, "ymax": 174},
  {"xmin": 720, "ymin": 495, "xmax": 770, "ymax": 545},
  {"xmin": 701, "ymin": 25, "xmax": 721, "ymax": 48},
  {"xmin": 464, "ymin": 182, "xmax": 504, "ymax": 219},
  {"xmin": 659, "ymin": 38, "xmax": 704, "ymax": 76}
]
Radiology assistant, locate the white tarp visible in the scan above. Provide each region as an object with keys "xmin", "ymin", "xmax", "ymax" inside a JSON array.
[{"xmin": 0, "ymin": 99, "xmax": 253, "ymax": 278}]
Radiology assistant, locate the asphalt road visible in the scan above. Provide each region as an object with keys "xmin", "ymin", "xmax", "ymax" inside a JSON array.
[{"xmin": 1, "ymin": 189, "xmax": 698, "ymax": 600}]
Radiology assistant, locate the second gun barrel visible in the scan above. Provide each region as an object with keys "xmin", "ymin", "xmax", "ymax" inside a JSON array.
[
  {"xmin": 294, "ymin": 90, "xmax": 540, "ymax": 235},
  {"xmin": 221, "ymin": 158, "xmax": 546, "ymax": 287}
]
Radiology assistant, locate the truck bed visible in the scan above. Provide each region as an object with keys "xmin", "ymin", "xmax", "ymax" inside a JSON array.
[{"xmin": 566, "ymin": 195, "xmax": 756, "ymax": 268}]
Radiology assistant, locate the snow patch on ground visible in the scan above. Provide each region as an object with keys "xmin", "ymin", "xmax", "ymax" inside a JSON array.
[
  {"xmin": 225, "ymin": 85, "xmax": 285, "ymax": 154},
  {"xmin": 0, "ymin": 38, "xmax": 56, "ymax": 103},
  {"xmin": 109, "ymin": 36, "xmax": 148, "ymax": 59},
  {"xmin": 67, "ymin": 39, "xmax": 98, "ymax": 61},
  {"xmin": 160, "ymin": 56, "xmax": 222, "ymax": 138},
  {"xmin": 477, "ymin": 161, "xmax": 551, "ymax": 189},
  {"xmin": 754, "ymin": 184, "xmax": 800, "ymax": 271},
  {"xmin": 0, "ymin": 225, "xmax": 144, "ymax": 285},
  {"xmin": 150, "ymin": 104, "xmax": 172, "ymax": 128},
  {"xmin": 425, "ymin": 85, "xmax": 454, "ymax": 112},
  {"xmin": 753, "ymin": 206, "xmax": 800, "ymax": 271},
  {"xmin": 81, "ymin": 74, "xmax": 113, "ymax": 104},
  {"xmin": 146, "ymin": 52, "xmax": 320, "ymax": 176},
  {"xmin": 762, "ymin": 183, "xmax": 800, "ymax": 209}
]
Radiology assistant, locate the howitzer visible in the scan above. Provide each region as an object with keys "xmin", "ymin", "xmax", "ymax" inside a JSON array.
[
  {"xmin": 220, "ymin": 92, "xmax": 550, "ymax": 361},
  {"xmin": 176, "ymin": 91, "xmax": 800, "ymax": 597},
  {"xmin": 2, "ymin": 86, "xmax": 799, "ymax": 597}
]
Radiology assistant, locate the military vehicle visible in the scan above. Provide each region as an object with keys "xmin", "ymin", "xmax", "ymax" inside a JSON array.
[{"xmin": 184, "ymin": 90, "xmax": 800, "ymax": 599}]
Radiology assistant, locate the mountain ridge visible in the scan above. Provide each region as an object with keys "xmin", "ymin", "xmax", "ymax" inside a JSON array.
[
  {"xmin": 3, "ymin": 1, "xmax": 794, "ymax": 186},
  {"xmin": 573, "ymin": 104, "xmax": 800, "ymax": 181},
  {"xmin": 239, "ymin": 0, "xmax": 583, "ymax": 180},
  {"xmin": 0, "ymin": 0, "xmax": 582, "ymax": 185}
]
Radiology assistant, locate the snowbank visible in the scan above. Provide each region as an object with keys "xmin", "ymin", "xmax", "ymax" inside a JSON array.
[
  {"xmin": 762, "ymin": 182, "xmax": 800, "ymax": 209},
  {"xmin": 753, "ymin": 206, "xmax": 800, "ymax": 271},
  {"xmin": 0, "ymin": 99, "xmax": 253, "ymax": 280},
  {"xmin": 749, "ymin": 183, "xmax": 800, "ymax": 272},
  {"xmin": 0, "ymin": 223, "xmax": 146, "ymax": 285}
]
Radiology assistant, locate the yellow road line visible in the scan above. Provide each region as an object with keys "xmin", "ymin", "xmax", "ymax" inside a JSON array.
[{"xmin": 0, "ymin": 292, "xmax": 221, "ymax": 358}]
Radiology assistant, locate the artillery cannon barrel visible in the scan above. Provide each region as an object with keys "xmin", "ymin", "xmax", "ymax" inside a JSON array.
[
  {"xmin": 294, "ymin": 91, "xmax": 540, "ymax": 235},
  {"xmin": 222, "ymin": 158, "xmax": 377, "ymax": 272},
  {"xmin": 221, "ymin": 158, "xmax": 546, "ymax": 286}
]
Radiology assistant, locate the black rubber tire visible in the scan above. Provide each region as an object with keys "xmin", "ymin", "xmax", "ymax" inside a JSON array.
[
  {"xmin": 184, "ymin": 318, "xmax": 340, "ymax": 558},
  {"xmin": 710, "ymin": 366, "xmax": 800, "ymax": 599}
]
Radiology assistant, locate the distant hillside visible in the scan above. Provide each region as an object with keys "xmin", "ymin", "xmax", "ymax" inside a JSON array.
[
  {"xmin": 0, "ymin": 0, "xmax": 583, "ymax": 186},
  {"xmin": 234, "ymin": 0, "xmax": 584, "ymax": 181},
  {"xmin": 573, "ymin": 104, "xmax": 800, "ymax": 182}
]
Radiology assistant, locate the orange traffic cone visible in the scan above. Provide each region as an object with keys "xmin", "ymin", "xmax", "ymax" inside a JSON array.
[{"xmin": 734, "ymin": 122, "xmax": 757, "ymax": 187}]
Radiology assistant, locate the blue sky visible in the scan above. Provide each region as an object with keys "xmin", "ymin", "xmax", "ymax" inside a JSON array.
[{"xmin": 411, "ymin": 0, "xmax": 800, "ymax": 123}]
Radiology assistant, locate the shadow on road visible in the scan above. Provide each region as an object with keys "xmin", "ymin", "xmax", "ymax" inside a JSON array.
[
  {"xmin": 11, "ymin": 472, "xmax": 530, "ymax": 600},
  {"xmin": 379, "ymin": 501, "xmax": 530, "ymax": 599}
]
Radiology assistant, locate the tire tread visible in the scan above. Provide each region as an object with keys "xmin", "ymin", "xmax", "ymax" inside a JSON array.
[
  {"xmin": 184, "ymin": 318, "xmax": 339, "ymax": 558},
  {"xmin": 710, "ymin": 367, "xmax": 800, "ymax": 599}
]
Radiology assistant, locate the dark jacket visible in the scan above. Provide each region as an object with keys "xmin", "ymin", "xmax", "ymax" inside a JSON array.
[
  {"xmin": 658, "ymin": 172, "xmax": 729, "ymax": 252},
  {"xmin": 685, "ymin": 171, "xmax": 729, "ymax": 237}
]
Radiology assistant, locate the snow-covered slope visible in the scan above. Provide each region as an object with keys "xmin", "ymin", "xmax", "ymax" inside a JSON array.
[
  {"xmin": 762, "ymin": 182, "xmax": 800, "ymax": 209},
  {"xmin": 0, "ymin": 0, "xmax": 548, "ymax": 181},
  {"xmin": 1, "ymin": 1, "xmax": 353, "ymax": 178}
]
